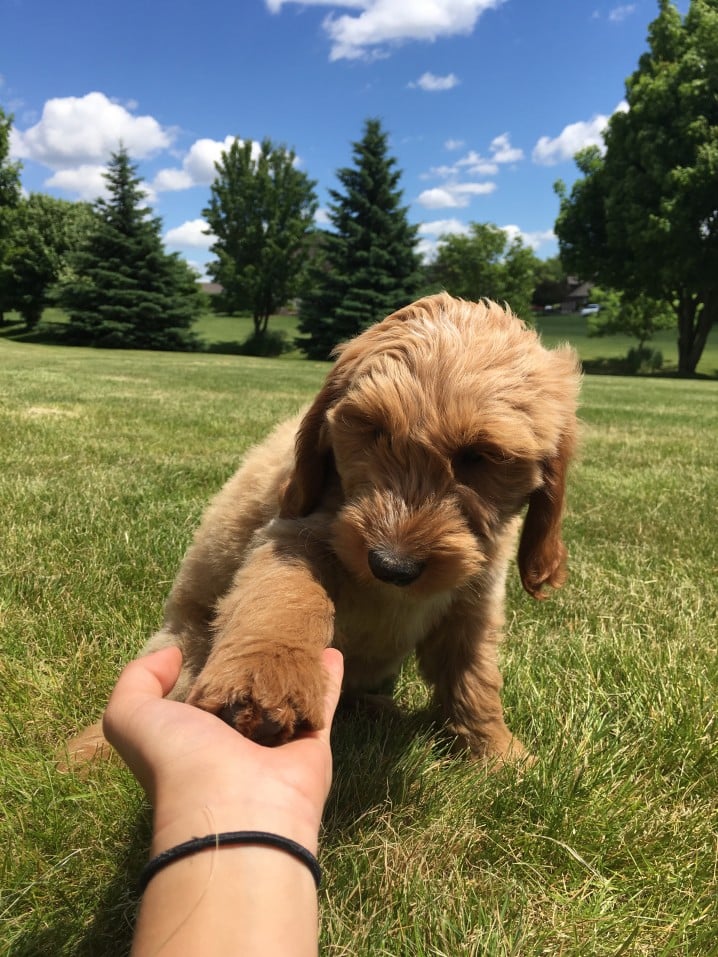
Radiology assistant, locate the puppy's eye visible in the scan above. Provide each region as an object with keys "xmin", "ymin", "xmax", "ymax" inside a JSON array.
[{"xmin": 453, "ymin": 447, "xmax": 485, "ymax": 469}]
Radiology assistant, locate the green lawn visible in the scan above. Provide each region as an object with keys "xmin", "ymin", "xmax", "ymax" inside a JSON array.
[
  {"xmin": 3, "ymin": 304, "xmax": 717, "ymax": 375},
  {"xmin": 534, "ymin": 312, "xmax": 718, "ymax": 378},
  {"xmin": 1, "ymin": 335, "xmax": 716, "ymax": 955}
]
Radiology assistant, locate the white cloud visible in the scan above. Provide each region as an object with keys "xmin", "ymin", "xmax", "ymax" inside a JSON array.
[
  {"xmin": 153, "ymin": 136, "xmax": 262, "ymax": 192},
  {"xmin": 418, "ymin": 218, "xmax": 470, "ymax": 236},
  {"xmin": 44, "ymin": 164, "xmax": 112, "ymax": 201},
  {"xmin": 532, "ymin": 102, "xmax": 628, "ymax": 165},
  {"xmin": 455, "ymin": 150, "xmax": 499, "ymax": 176},
  {"xmin": 164, "ymin": 219, "xmax": 215, "ymax": 249},
  {"xmin": 266, "ymin": 0, "xmax": 364, "ymax": 10},
  {"xmin": 266, "ymin": 0, "xmax": 506, "ymax": 61},
  {"xmin": 153, "ymin": 167, "xmax": 195, "ymax": 192},
  {"xmin": 444, "ymin": 138, "xmax": 465, "ymax": 151},
  {"xmin": 44, "ymin": 162, "xmax": 157, "ymax": 204},
  {"xmin": 11, "ymin": 92, "xmax": 173, "ymax": 169},
  {"xmin": 608, "ymin": 5, "xmax": 636, "ymax": 22},
  {"xmin": 500, "ymin": 224, "xmax": 555, "ymax": 250},
  {"xmin": 409, "ymin": 71, "xmax": 460, "ymax": 92},
  {"xmin": 417, "ymin": 218, "xmax": 470, "ymax": 261},
  {"xmin": 489, "ymin": 132, "xmax": 523, "ymax": 164},
  {"xmin": 418, "ymin": 181, "xmax": 496, "ymax": 209},
  {"xmin": 314, "ymin": 207, "xmax": 332, "ymax": 226}
]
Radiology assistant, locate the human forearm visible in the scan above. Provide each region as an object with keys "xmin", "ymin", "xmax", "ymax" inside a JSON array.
[
  {"xmin": 131, "ymin": 837, "xmax": 318, "ymax": 957},
  {"xmin": 101, "ymin": 647, "xmax": 343, "ymax": 956}
]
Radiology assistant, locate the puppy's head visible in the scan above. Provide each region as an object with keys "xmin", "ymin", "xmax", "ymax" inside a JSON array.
[{"xmin": 280, "ymin": 294, "xmax": 581, "ymax": 599}]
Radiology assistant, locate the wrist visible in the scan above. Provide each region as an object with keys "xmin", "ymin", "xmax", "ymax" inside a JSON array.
[{"xmin": 150, "ymin": 797, "xmax": 322, "ymax": 859}]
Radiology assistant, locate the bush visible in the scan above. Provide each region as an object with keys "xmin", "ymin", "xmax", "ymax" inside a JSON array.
[
  {"xmin": 627, "ymin": 346, "xmax": 663, "ymax": 374},
  {"xmin": 236, "ymin": 329, "xmax": 291, "ymax": 357}
]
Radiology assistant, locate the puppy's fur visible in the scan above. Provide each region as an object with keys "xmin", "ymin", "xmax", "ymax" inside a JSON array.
[{"xmin": 68, "ymin": 294, "xmax": 580, "ymax": 764}]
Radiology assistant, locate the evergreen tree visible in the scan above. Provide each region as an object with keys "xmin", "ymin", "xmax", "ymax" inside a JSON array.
[
  {"xmin": 61, "ymin": 147, "xmax": 200, "ymax": 349},
  {"xmin": 203, "ymin": 138, "xmax": 317, "ymax": 337},
  {"xmin": 297, "ymin": 119, "xmax": 422, "ymax": 359}
]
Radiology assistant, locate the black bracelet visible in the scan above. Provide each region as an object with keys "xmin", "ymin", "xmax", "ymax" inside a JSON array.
[{"xmin": 138, "ymin": 830, "xmax": 321, "ymax": 893}]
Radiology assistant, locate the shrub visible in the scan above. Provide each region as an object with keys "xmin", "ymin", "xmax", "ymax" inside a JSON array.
[{"xmin": 627, "ymin": 346, "xmax": 663, "ymax": 374}]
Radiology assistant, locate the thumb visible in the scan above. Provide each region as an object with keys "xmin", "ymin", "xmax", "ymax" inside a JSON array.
[
  {"xmin": 103, "ymin": 646, "xmax": 183, "ymax": 741},
  {"xmin": 319, "ymin": 647, "xmax": 344, "ymax": 734}
]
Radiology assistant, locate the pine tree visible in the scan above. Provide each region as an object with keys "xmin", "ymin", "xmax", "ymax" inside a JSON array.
[
  {"xmin": 61, "ymin": 147, "xmax": 200, "ymax": 349},
  {"xmin": 297, "ymin": 119, "xmax": 422, "ymax": 359}
]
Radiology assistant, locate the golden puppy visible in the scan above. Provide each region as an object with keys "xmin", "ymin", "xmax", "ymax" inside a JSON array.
[{"xmin": 68, "ymin": 294, "xmax": 580, "ymax": 765}]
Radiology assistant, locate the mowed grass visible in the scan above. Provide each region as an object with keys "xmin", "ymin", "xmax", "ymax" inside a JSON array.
[
  {"xmin": 1, "ymin": 335, "xmax": 716, "ymax": 956},
  {"xmin": 4, "ymin": 303, "xmax": 718, "ymax": 375}
]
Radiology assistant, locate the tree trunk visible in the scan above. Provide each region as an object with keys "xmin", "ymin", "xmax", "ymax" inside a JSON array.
[
  {"xmin": 676, "ymin": 291, "xmax": 715, "ymax": 376},
  {"xmin": 253, "ymin": 312, "xmax": 270, "ymax": 337}
]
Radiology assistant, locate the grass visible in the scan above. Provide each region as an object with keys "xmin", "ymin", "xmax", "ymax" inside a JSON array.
[
  {"xmin": 1, "ymin": 333, "xmax": 716, "ymax": 955},
  {"xmin": 3, "ymin": 304, "xmax": 717, "ymax": 375}
]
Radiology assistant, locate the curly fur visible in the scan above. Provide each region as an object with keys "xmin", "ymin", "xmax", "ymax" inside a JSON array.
[{"xmin": 67, "ymin": 294, "xmax": 581, "ymax": 764}]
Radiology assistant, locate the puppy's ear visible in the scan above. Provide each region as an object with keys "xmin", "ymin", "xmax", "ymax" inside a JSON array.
[
  {"xmin": 278, "ymin": 374, "xmax": 343, "ymax": 518},
  {"xmin": 518, "ymin": 427, "xmax": 576, "ymax": 599}
]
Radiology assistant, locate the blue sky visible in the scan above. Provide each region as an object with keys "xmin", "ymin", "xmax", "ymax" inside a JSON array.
[{"xmin": 1, "ymin": 0, "xmax": 688, "ymax": 276}]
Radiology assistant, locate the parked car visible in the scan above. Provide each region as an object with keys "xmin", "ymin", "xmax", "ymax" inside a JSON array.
[{"xmin": 581, "ymin": 303, "xmax": 601, "ymax": 316}]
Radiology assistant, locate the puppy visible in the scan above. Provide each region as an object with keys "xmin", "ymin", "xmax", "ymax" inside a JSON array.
[{"xmin": 68, "ymin": 294, "xmax": 580, "ymax": 765}]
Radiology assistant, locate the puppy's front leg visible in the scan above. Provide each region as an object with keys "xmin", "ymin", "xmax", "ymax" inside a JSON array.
[
  {"xmin": 417, "ymin": 601, "xmax": 528, "ymax": 764},
  {"xmin": 187, "ymin": 539, "xmax": 335, "ymax": 745}
]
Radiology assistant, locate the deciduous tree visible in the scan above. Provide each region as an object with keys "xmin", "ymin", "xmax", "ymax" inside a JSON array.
[
  {"xmin": 555, "ymin": 0, "xmax": 718, "ymax": 375},
  {"xmin": 0, "ymin": 107, "xmax": 23, "ymax": 321},
  {"xmin": 430, "ymin": 223, "xmax": 539, "ymax": 321},
  {"xmin": 4, "ymin": 195, "xmax": 94, "ymax": 328},
  {"xmin": 588, "ymin": 286, "xmax": 675, "ymax": 352},
  {"xmin": 203, "ymin": 138, "xmax": 317, "ymax": 337}
]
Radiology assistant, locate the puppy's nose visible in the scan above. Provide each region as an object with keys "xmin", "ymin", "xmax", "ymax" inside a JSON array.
[{"xmin": 368, "ymin": 549, "xmax": 425, "ymax": 586}]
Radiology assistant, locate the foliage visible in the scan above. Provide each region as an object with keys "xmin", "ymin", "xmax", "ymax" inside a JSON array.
[
  {"xmin": 531, "ymin": 255, "xmax": 571, "ymax": 309},
  {"xmin": 1, "ymin": 339, "xmax": 716, "ymax": 954},
  {"xmin": 626, "ymin": 344, "xmax": 665, "ymax": 373},
  {"xmin": 235, "ymin": 328, "xmax": 292, "ymax": 357},
  {"xmin": 588, "ymin": 286, "xmax": 676, "ymax": 351},
  {"xmin": 60, "ymin": 148, "xmax": 201, "ymax": 350},
  {"xmin": 555, "ymin": 0, "xmax": 718, "ymax": 375},
  {"xmin": 0, "ymin": 107, "xmax": 23, "ymax": 320},
  {"xmin": 203, "ymin": 138, "xmax": 317, "ymax": 336},
  {"xmin": 297, "ymin": 118, "xmax": 422, "ymax": 359},
  {"xmin": 430, "ymin": 222, "xmax": 539, "ymax": 321},
  {"xmin": 3, "ymin": 194, "xmax": 94, "ymax": 328}
]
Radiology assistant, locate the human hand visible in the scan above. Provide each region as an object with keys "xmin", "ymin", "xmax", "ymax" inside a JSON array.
[{"xmin": 102, "ymin": 646, "xmax": 344, "ymax": 856}]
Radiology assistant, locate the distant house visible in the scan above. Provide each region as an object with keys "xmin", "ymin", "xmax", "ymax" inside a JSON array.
[
  {"xmin": 199, "ymin": 282, "xmax": 223, "ymax": 296},
  {"xmin": 562, "ymin": 278, "xmax": 594, "ymax": 314}
]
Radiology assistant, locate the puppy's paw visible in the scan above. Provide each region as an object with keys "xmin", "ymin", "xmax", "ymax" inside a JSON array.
[{"xmin": 187, "ymin": 649, "xmax": 326, "ymax": 745}]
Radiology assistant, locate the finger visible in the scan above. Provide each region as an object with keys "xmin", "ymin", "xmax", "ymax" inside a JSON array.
[
  {"xmin": 318, "ymin": 648, "xmax": 344, "ymax": 738},
  {"xmin": 103, "ymin": 647, "xmax": 183, "ymax": 740}
]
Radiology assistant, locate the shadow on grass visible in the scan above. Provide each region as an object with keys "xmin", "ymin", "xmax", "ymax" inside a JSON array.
[
  {"xmin": 0, "ymin": 319, "xmax": 70, "ymax": 346},
  {"xmin": 581, "ymin": 356, "xmax": 717, "ymax": 379},
  {"xmin": 0, "ymin": 320, "xmax": 297, "ymax": 359}
]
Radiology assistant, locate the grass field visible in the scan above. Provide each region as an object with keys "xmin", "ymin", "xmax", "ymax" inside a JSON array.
[
  {"xmin": 1, "ymin": 328, "xmax": 717, "ymax": 955},
  {"xmin": 3, "ymin": 304, "xmax": 718, "ymax": 376}
]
